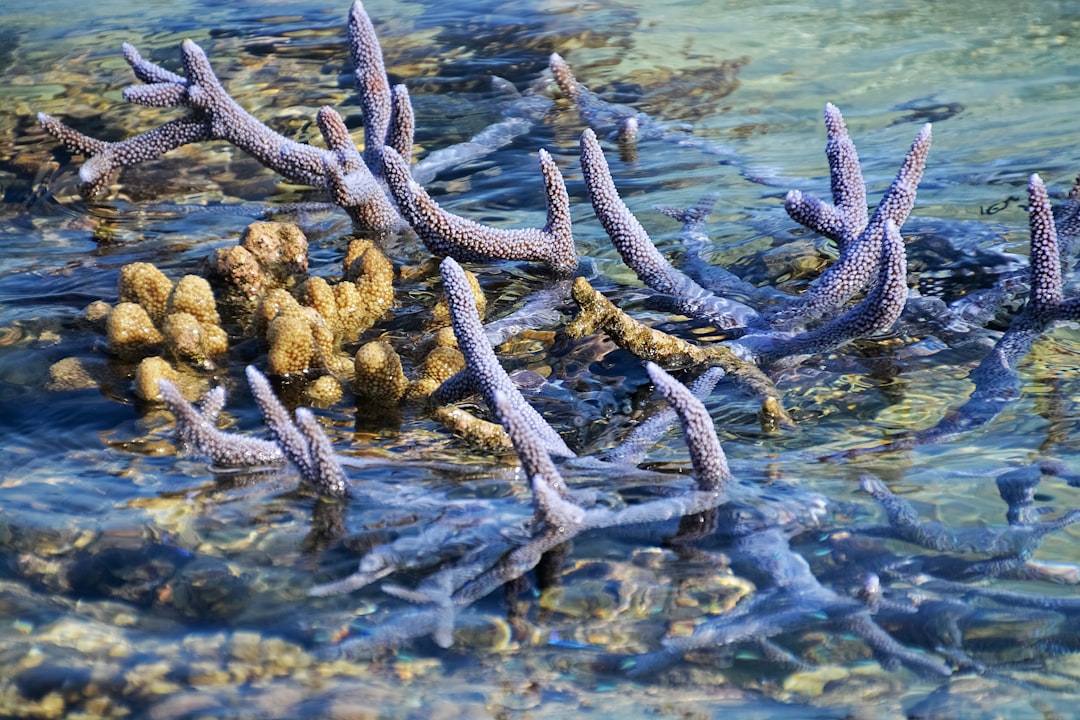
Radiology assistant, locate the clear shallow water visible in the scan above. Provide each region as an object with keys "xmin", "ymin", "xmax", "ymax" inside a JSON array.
[{"xmin": 2, "ymin": 0, "xmax": 1080, "ymax": 717}]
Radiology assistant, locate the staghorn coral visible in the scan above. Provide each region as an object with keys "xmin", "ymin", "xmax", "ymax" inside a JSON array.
[
  {"xmin": 39, "ymin": 1, "xmax": 563, "ymax": 255},
  {"xmin": 152, "ymin": 341, "xmax": 1080, "ymax": 682},
  {"xmin": 381, "ymin": 146, "xmax": 578, "ymax": 276},
  {"xmin": 773, "ymin": 106, "xmax": 930, "ymax": 329},
  {"xmin": 579, "ymin": 128, "xmax": 763, "ymax": 331},
  {"xmin": 839, "ymin": 174, "xmax": 1080, "ymax": 457},
  {"xmin": 431, "ymin": 257, "xmax": 573, "ymax": 458}
]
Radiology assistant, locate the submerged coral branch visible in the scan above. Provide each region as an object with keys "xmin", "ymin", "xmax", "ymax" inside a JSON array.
[
  {"xmin": 42, "ymin": 0, "xmax": 1080, "ymax": 696},
  {"xmin": 158, "ymin": 380, "xmax": 285, "ymax": 468},
  {"xmin": 579, "ymin": 129, "xmax": 763, "ymax": 330},
  {"xmin": 842, "ymin": 174, "xmax": 1080, "ymax": 457},
  {"xmin": 566, "ymin": 276, "xmax": 793, "ymax": 429},
  {"xmin": 432, "ymin": 257, "xmax": 574, "ymax": 458}
]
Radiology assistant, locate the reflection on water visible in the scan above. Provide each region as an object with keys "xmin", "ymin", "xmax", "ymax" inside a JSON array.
[{"xmin": 2, "ymin": 0, "xmax": 1080, "ymax": 717}]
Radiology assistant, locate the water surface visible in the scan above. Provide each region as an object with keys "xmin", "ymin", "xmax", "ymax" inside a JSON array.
[{"xmin": 2, "ymin": 0, "xmax": 1080, "ymax": 717}]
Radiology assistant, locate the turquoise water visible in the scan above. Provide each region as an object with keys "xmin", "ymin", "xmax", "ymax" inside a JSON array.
[{"xmin": 3, "ymin": 0, "xmax": 1080, "ymax": 717}]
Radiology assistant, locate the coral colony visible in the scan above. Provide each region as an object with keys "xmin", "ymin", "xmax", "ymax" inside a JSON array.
[{"xmin": 40, "ymin": 0, "xmax": 1080, "ymax": 690}]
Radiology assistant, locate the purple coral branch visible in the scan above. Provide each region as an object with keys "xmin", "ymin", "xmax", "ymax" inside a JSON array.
[
  {"xmin": 783, "ymin": 103, "xmax": 868, "ymax": 247},
  {"xmin": 431, "ymin": 257, "xmax": 574, "ymax": 458},
  {"xmin": 774, "ymin": 108, "xmax": 931, "ymax": 328},
  {"xmin": 40, "ymin": 30, "xmax": 404, "ymax": 232},
  {"xmin": 579, "ymin": 128, "xmax": 763, "ymax": 329},
  {"xmin": 742, "ymin": 217, "xmax": 908, "ymax": 364},
  {"xmin": 645, "ymin": 363, "xmax": 732, "ymax": 493},
  {"xmin": 245, "ymin": 365, "xmax": 350, "ymax": 498},
  {"xmin": 158, "ymin": 380, "xmax": 285, "ymax": 468},
  {"xmin": 840, "ymin": 174, "xmax": 1080, "ymax": 456},
  {"xmin": 347, "ymin": 0, "xmax": 392, "ymax": 172},
  {"xmin": 381, "ymin": 147, "xmax": 577, "ymax": 274}
]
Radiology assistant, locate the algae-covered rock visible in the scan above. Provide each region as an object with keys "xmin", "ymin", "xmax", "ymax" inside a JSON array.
[{"xmin": 239, "ymin": 221, "xmax": 308, "ymax": 286}]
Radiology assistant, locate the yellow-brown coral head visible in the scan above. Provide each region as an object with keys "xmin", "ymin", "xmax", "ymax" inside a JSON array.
[
  {"xmin": 266, "ymin": 313, "xmax": 315, "ymax": 377},
  {"xmin": 254, "ymin": 288, "xmax": 304, "ymax": 337},
  {"xmin": 133, "ymin": 356, "xmax": 183, "ymax": 402},
  {"xmin": 107, "ymin": 302, "xmax": 163, "ymax": 358},
  {"xmin": 167, "ymin": 275, "xmax": 221, "ymax": 326},
  {"xmin": 297, "ymin": 277, "xmax": 341, "ymax": 336},
  {"xmin": 408, "ymin": 345, "xmax": 464, "ymax": 401},
  {"xmin": 239, "ymin": 221, "xmax": 309, "ymax": 285},
  {"xmin": 340, "ymin": 240, "xmax": 394, "ymax": 339},
  {"xmin": 306, "ymin": 374, "xmax": 344, "ymax": 406},
  {"xmin": 162, "ymin": 312, "xmax": 228, "ymax": 371},
  {"xmin": 207, "ymin": 245, "xmax": 266, "ymax": 318},
  {"xmin": 353, "ymin": 340, "xmax": 409, "ymax": 406},
  {"xmin": 118, "ymin": 262, "xmax": 173, "ymax": 325}
]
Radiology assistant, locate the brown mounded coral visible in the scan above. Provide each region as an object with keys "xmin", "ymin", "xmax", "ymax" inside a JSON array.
[
  {"xmin": 409, "ymin": 345, "xmax": 466, "ymax": 400},
  {"xmin": 54, "ymin": 221, "xmax": 400, "ymax": 403},
  {"xmin": 84, "ymin": 266, "xmax": 231, "ymax": 401},
  {"xmin": 205, "ymin": 221, "xmax": 309, "ymax": 320},
  {"xmin": 161, "ymin": 276, "xmax": 229, "ymax": 371},
  {"xmin": 352, "ymin": 340, "xmax": 411, "ymax": 407},
  {"xmin": 347, "ymin": 265, "xmax": 515, "ymax": 452},
  {"xmin": 208, "ymin": 223, "xmax": 394, "ymax": 346},
  {"xmin": 106, "ymin": 265, "xmax": 231, "ymax": 370},
  {"xmin": 133, "ymin": 356, "xmax": 202, "ymax": 403},
  {"xmin": 265, "ymin": 310, "xmax": 324, "ymax": 377},
  {"xmin": 239, "ymin": 230, "xmax": 395, "ymax": 388},
  {"xmin": 106, "ymin": 302, "xmax": 164, "ymax": 359},
  {"xmin": 161, "ymin": 311, "xmax": 228, "ymax": 371},
  {"xmin": 351, "ymin": 335, "xmax": 511, "ymax": 451},
  {"xmin": 118, "ymin": 262, "xmax": 173, "ymax": 325},
  {"xmin": 107, "ymin": 271, "xmax": 230, "ymax": 377},
  {"xmin": 168, "ymin": 275, "xmax": 220, "ymax": 326},
  {"xmin": 341, "ymin": 238, "xmax": 395, "ymax": 333}
]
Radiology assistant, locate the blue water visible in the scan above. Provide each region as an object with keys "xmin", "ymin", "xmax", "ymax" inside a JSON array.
[{"xmin": 2, "ymin": 0, "xmax": 1080, "ymax": 717}]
